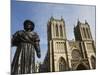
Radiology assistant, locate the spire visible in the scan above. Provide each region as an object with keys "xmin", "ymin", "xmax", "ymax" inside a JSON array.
[
  {"xmin": 61, "ymin": 16, "xmax": 65, "ymax": 24},
  {"xmin": 50, "ymin": 16, "xmax": 54, "ymax": 21},
  {"xmin": 61, "ymin": 16, "xmax": 64, "ymax": 21},
  {"xmin": 77, "ymin": 18, "xmax": 81, "ymax": 25},
  {"xmin": 85, "ymin": 20, "xmax": 88, "ymax": 25}
]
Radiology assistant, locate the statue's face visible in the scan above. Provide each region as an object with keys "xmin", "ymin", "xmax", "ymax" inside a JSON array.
[
  {"xmin": 24, "ymin": 24, "xmax": 34, "ymax": 31},
  {"xmin": 24, "ymin": 20, "xmax": 34, "ymax": 31}
]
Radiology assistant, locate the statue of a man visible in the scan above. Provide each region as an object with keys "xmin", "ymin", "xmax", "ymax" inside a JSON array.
[{"xmin": 11, "ymin": 20, "xmax": 41, "ymax": 74}]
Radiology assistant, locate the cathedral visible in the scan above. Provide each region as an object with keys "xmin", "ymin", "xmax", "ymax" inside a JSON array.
[{"xmin": 40, "ymin": 16, "xmax": 96, "ymax": 72}]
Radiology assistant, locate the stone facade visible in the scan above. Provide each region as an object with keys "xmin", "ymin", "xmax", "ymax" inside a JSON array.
[{"xmin": 41, "ymin": 17, "xmax": 96, "ymax": 72}]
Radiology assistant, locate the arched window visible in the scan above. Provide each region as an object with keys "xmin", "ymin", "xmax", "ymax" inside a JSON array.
[
  {"xmin": 59, "ymin": 57, "xmax": 66, "ymax": 71},
  {"xmin": 71, "ymin": 49, "xmax": 82, "ymax": 60},
  {"xmin": 82, "ymin": 28, "xmax": 85, "ymax": 38},
  {"xmin": 83, "ymin": 28, "xmax": 87, "ymax": 38},
  {"xmin": 56, "ymin": 24, "xmax": 59, "ymax": 36},
  {"xmin": 76, "ymin": 63, "xmax": 88, "ymax": 70},
  {"xmin": 86, "ymin": 28, "xmax": 90, "ymax": 39},
  {"xmin": 91, "ymin": 56, "xmax": 96, "ymax": 69},
  {"xmin": 60, "ymin": 25, "xmax": 63, "ymax": 37}
]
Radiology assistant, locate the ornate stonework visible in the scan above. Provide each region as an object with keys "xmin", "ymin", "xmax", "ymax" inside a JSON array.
[{"xmin": 41, "ymin": 17, "xmax": 96, "ymax": 72}]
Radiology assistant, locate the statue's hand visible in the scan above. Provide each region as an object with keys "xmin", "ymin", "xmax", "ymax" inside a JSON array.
[{"xmin": 37, "ymin": 52, "xmax": 41, "ymax": 58}]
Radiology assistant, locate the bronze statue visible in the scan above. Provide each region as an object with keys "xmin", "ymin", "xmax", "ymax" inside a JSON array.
[{"xmin": 11, "ymin": 20, "xmax": 41, "ymax": 74}]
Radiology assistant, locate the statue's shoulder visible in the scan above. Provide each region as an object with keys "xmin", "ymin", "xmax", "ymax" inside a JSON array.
[
  {"xmin": 14, "ymin": 30, "xmax": 24, "ymax": 35},
  {"xmin": 32, "ymin": 32, "xmax": 38, "ymax": 36},
  {"xmin": 32, "ymin": 32, "xmax": 39, "ymax": 39}
]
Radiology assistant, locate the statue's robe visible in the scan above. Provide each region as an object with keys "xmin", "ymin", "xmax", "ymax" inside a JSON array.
[{"xmin": 11, "ymin": 30, "xmax": 40, "ymax": 74}]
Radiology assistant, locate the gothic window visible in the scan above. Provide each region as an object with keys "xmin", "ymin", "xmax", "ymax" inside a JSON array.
[
  {"xmin": 60, "ymin": 25, "xmax": 63, "ymax": 37},
  {"xmin": 59, "ymin": 57, "xmax": 66, "ymax": 71},
  {"xmin": 82, "ymin": 28, "xmax": 85, "ymax": 38},
  {"xmin": 86, "ymin": 28, "xmax": 90, "ymax": 39},
  {"xmin": 76, "ymin": 64, "xmax": 87, "ymax": 70},
  {"xmin": 83, "ymin": 28, "xmax": 87, "ymax": 38},
  {"xmin": 56, "ymin": 24, "xmax": 59, "ymax": 36},
  {"xmin": 88, "ymin": 28, "xmax": 92, "ymax": 39},
  {"xmin": 91, "ymin": 56, "xmax": 96, "ymax": 69},
  {"xmin": 72, "ymin": 49, "xmax": 82, "ymax": 60}
]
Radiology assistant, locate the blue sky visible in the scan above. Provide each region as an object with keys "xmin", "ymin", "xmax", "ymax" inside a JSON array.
[{"xmin": 11, "ymin": 1, "xmax": 96, "ymax": 63}]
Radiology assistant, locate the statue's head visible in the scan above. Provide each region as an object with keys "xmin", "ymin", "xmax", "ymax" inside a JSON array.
[{"xmin": 24, "ymin": 20, "xmax": 35, "ymax": 31}]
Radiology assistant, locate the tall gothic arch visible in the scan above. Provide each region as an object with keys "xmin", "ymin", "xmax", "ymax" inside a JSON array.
[
  {"xmin": 59, "ymin": 57, "xmax": 66, "ymax": 71},
  {"xmin": 60, "ymin": 25, "xmax": 63, "ymax": 37},
  {"xmin": 56, "ymin": 24, "xmax": 59, "ymax": 36},
  {"xmin": 76, "ymin": 63, "xmax": 88, "ymax": 70}
]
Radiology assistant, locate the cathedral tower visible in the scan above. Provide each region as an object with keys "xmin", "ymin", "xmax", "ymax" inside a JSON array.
[
  {"xmin": 74, "ymin": 20, "xmax": 93, "ymax": 41},
  {"xmin": 47, "ymin": 16, "xmax": 69, "ymax": 72},
  {"xmin": 74, "ymin": 20, "xmax": 96, "ymax": 69}
]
